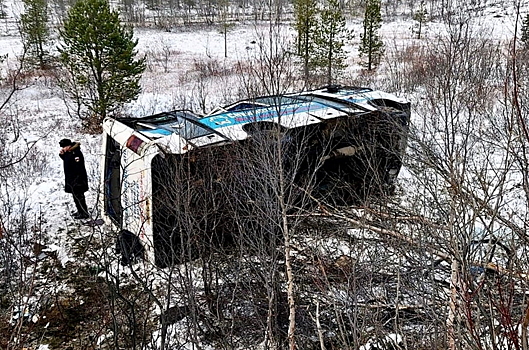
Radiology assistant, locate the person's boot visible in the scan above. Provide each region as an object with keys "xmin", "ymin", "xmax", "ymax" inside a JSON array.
[
  {"xmin": 73, "ymin": 192, "xmax": 90, "ymax": 219},
  {"xmin": 73, "ymin": 212, "xmax": 89, "ymax": 219}
]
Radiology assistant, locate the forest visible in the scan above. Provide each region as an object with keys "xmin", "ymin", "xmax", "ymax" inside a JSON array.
[{"xmin": 0, "ymin": 0, "xmax": 528, "ymax": 349}]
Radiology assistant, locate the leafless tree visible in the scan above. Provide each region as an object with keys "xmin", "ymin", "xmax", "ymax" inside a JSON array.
[
  {"xmin": 377, "ymin": 10, "xmax": 529, "ymax": 350},
  {"xmin": 3, "ymin": 2, "xmax": 526, "ymax": 349},
  {"xmin": 0, "ymin": 50, "xmax": 58, "ymax": 349}
]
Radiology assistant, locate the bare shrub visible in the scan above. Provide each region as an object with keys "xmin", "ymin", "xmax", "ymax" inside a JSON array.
[
  {"xmin": 145, "ymin": 45, "xmax": 182, "ymax": 74},
  {"xmin": 193, "ymin": 58, "xmax": 234, "ymax": 78}
]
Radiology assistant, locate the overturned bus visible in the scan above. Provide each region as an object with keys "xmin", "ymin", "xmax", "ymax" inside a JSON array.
[{"xmin": 100, "ymin": 86, "xmax": 410, "ymax": 267}]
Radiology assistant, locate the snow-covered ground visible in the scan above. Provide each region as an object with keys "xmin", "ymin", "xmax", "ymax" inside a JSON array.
[
  {"xmin": 5, "ymin": 3, "xmax": 518, "ymax": 241},
  {"xmin": 0, "ymin": 0, "xmax": 526, "ymax": 348}
]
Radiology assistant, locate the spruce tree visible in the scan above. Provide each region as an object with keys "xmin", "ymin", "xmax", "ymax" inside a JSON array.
[
  {"xmin": 20, "ymin": 0, "xmax": 50, "ymax": 69},
  {"xmin": 359, "ymin": 0, "xmax": 384, "ymax": 71},
  {"xmin": 58, "ymin": 0, "xmax": 145, "ymax": 132},
  {"xmin": 312, "ymin": 0, "xmax": 352, "ymax": 85},
  {"xmin": 293, "ymin": 0, "xmax": 318, "ymax": 86}
]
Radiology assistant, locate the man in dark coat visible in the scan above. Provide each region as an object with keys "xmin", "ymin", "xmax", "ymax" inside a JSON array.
[{"xmin": 59, "ymin": 138, "xmax": 89, "ymax": 219}]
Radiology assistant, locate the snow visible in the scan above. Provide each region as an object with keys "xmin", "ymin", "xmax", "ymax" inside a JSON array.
[
  {"xmin": 1, "ymin": 0, "xmax": 527, "ymax": 348},
  {"xmin": 359, "ymin": 333, "xmax": 403, "ymax": 350},
  {"xmin": 0, "ymin": 14, "xmax": 300, "ymax": 242},
  {"xmin": 42, "ymin": 243, "xmax": 71, "ymax": 268}
]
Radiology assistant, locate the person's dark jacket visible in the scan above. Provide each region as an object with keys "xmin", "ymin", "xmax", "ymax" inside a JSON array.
[{"xmin": 59, "ymin": 142, "xmax": 88, "ymax": 193}]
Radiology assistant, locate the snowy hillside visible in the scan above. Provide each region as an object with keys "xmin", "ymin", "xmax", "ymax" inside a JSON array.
[{"xmin": 1, "ymin": 0, "xmax": 528, "ymax": 349}]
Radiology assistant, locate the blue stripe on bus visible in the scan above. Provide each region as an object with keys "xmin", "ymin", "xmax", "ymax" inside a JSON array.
[{"xmin": 200, "ymin": 101, "xmax": 330, "ymax": 129}]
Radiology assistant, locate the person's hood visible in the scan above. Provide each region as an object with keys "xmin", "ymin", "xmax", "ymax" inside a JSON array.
[{"xmin": 69, "ymin": 142, "xmax": 81, "ymax": 151}]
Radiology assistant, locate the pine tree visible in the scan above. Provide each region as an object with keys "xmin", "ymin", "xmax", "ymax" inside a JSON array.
[
  {"xmin": 219, "ymin": 0, "xmax": 235, "ymax": 58},
  {"xmin": 292, "ymin": 0, "xmax": 318, "ymax": 86},
  {"xmin": 312, "ymin": 0, "xmax": 352, "ymax": 85},
  {"xmin": 58, "ymin": 0, "xmax": 145, "ymax": 132},
  {"xmin": 0, "ymin": 0, "xmax": 6, "ymax": 18},
  {"xmin": 359, "ymin": 0, "xmax": 384, "ymax": 71},
  {"xmin": 412, "ymin": 0, "xmax": 428, "ymax": 39},
  {"xmin": 20, "ymin": 0, "xmax": 50, "ymax": 69},
  {"xmin": 521, "ymin": 14, "xmax": 529, "ymax": 49}
]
